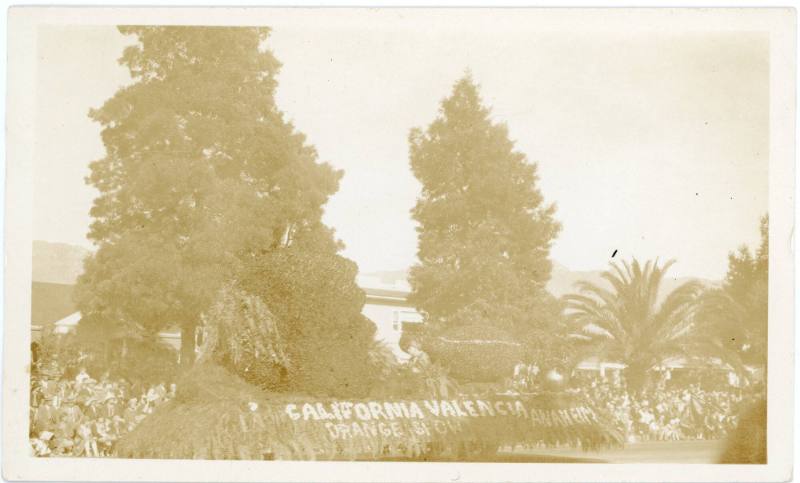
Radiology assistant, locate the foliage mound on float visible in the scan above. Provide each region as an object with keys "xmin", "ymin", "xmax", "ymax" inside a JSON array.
[
  {"xmin": 241, "ymin": 249, "xmax": 378, "ymax": 397},
  {"xmin": 421, "ymin": 323, "xmax": 526, "ymax": 383},
  {"xmin": 114, "ymin": 363, "xmax": 623, "ymax": 460}
]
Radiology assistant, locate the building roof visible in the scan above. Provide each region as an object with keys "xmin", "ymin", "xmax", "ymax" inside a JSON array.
[
  {"xmin": 576, "ymin": 357, "xmax": 626, "ymax": 370},
  {"xmin": 54, "ymin": 311, "xmax": 81, "ymax": 328},
  {"xmin": 357, "ymin": 275, "xmax": 412, "ymax": 304},
  {"xmin": 362, "ymin": 286, "xmax": 409, "ymax": 300}
]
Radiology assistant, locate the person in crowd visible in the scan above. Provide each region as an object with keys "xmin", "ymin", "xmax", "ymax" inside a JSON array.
[
  {"xmin": 95, "ymin": 418, "xmax": 115, "ymax": 456},
  {"xmin": 83, "ymin": 397, "xmax": 101, "ymax": 421},
  {"xmin": 75, "ymin": 367, "xmax": 93, "ymax": 385},
  {"xmin": 406, "ymin": 340, "xmax": 431, "ymax": 374},
  {"xmin": 123, "ymin": 397, "xmax": 140, "ymax": 432},
  {"xmin": 76, "ymin": 421, "xmax": 98, "ymax": 457},
  {"xmin": 32, "ymin": 395, "xmax": 59, "ymax": 435},
  {"xmin": 102, "ymin": 393, "xmax": 119, "ymax": 419}
]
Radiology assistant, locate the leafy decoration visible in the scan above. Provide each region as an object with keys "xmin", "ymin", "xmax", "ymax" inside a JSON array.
[
  {"xmin": 198, "ymin": 284, "xmax": 289, "ymax": 390},
  {"xmin": 114, "ymin": 364, "xmax": 623, "ymax": 460}
]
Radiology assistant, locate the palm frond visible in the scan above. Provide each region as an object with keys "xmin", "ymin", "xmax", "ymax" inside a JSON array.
[{"xmin": 562, "ymin": 257, "xmax": 708, "ymax": 388}]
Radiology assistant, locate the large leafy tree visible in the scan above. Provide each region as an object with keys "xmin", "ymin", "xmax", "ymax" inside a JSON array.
[
  {"xmin": 76, "ymin": 27, "xmax": 375, "ymax": 388},
  {"xmin": 697, "ymin": 215, "xmax": 768, "ymax": 371},
  {"xmin": 407, "ymin": 75, "xmax": 562, "ymax": 380},
  {"xmin": 564, "ymin": 258, "xmax": 703, "ymax": 391}
]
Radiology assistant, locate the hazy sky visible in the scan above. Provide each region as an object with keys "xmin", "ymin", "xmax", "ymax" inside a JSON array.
[{"xmin": 33, "ymin": 19, "xmax": 768, "ymax": 280}]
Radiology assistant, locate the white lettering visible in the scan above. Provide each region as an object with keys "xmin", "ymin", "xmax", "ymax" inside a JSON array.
[
  {"xmin": 368, "ymin": 401, "xmax": 388, "ymax": 420},
  {"xmin": 354, "ymin": 403, "xmax": 371, "ymax": 420},
  {"xmin": 302, "ymin": 403, "xmax": 320, "ymax": 421},
  {"xmin": 423, "ymin": 400, "xmax": 441, "ymax": 416},
  {"xmin": 463, "ymin": 400, "xmax": 479, "ymax": 417},
  {"xmin": 285, "ymin": 404, "xmax": 300, "ymax": 421},
  {"xmin": 476, "ymin": 400, "xmax": 495, "ymax": 417},
  {"xmin": 441, "ymin": 401, "xmax": 457, "ymax": 417},
  {"xmin": 408, "ymin": 402, "xmax": 425, "ymax": 419}
]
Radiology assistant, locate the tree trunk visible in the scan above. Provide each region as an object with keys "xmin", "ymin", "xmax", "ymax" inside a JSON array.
[
  {"xmin": 180, "ymin": 324, "xmax": 196, "ymax": 369},
  {"xmin": 625, "ymin": 364, "xmax": 650, "ymax": 394}
]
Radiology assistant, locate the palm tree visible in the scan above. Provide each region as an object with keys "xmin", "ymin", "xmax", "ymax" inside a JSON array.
[{"xmin": 563, "ymin": 258, "xmax": 702, "ymax": 392}]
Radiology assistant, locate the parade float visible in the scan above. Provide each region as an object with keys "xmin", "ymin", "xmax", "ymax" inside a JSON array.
[
  {"xmin": 114, "ymin": 362, "xmax": 623, "ymax": 460},
  {"xmin": 114, "ymin": 289, "xmax": 623, "ymax": 461}
]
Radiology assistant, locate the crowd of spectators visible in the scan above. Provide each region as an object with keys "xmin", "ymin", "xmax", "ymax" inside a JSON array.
[
  {"xmin": 29, "ymin": 363, "xmax": 175, "ymax": 457},
  {"xmin": 507, "ymin": 364, "xmax": 763, "ymax": 443},
  {"xmin": 30, "ymin": 350, "xmax": 763, "ymax": 456},
  {"xmin": 580, "ymin": 378, "xmax": 762, "ymax": 443}
]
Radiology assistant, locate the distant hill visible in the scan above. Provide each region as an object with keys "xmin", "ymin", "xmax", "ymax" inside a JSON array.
[
  {"xmin": 365, "ymin": 262, "xmax": 719, "ymax": 301},
  {"xmin": 32, "ymin": 240, "xmax": 90, "ymax": 285},
  {"xmin": 31, "ymin": 281, "xmax": 76, "ymax": 327}
]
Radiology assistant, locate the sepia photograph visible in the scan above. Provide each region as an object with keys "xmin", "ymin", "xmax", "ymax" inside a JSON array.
[{"xmin": 3, "ymin": 6, "xmax": 796, "ymax": 482}]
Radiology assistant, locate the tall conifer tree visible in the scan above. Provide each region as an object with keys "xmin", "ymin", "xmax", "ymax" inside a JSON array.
[
  {"xmin": 408, "ymin": 75, "xmax": 562, "ymax": 378},
  {"xmin": 77, "ymin": 27, "xmax": 376, "ymax": 394}
]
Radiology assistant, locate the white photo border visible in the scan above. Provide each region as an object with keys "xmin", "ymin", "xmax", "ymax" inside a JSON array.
[{"xmin": 3, "ymin": 6, "xmax": 795, "ymax": 482}]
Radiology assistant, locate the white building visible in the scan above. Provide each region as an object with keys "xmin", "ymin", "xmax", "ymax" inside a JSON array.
[
  {"xmin": 357, "ymin": 275, "xmax": 423, "ymax": 361},
  {"xmin": 52, "ymin": 311, "xmax": 81, "ymax": 335},
  {"xmin": 32, "ymin": 277, "xmax": 425, "ymax": 363},
  {"xmin": 33, "ymin": 310, "xmax": 183, "ymax": 353},
  {"xmin": 32, "ymin": 311, "xmax": 82, "ymax": 342}
]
